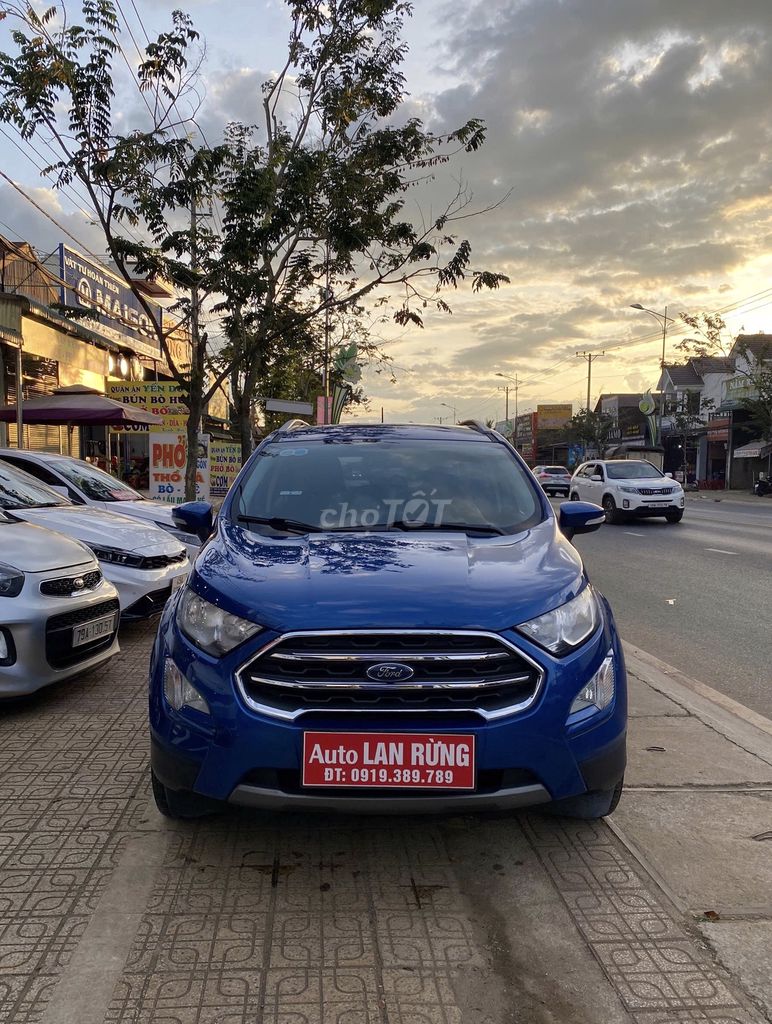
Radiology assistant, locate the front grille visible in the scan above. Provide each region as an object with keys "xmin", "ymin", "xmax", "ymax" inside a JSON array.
[
  {"xmin": 240, "ymin": 766, "xmax": 539, "ymax": 797},
  {"xmin": 137, "ymin": 551, "xmax": 186, "ymax": 570},
  {"xmin": 638, "ymin": 487, "xmax": 674, "ymax": 496},
  {"xmin": 45, "ymin": 598, "xmax": 119, "ymax": 669},
  {"xmin": 40, "ymin": 569, "xmax": 103, "ymax": 597},
  {"xmin": 122, "ymin": 585, "xmax": 173, "ymax": 620},
  {"xmin": 237, "ymin": 631, "xmax": 544, "ymax": 721}
]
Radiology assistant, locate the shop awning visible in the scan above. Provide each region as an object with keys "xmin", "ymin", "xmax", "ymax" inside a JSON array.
[
  {"xmin": 733, "ymin": 440, "xmax": 772, "ymax": 459},
  {"xmin": 0, "ymin": 385, "xmax": 158, "ymax": 426}
]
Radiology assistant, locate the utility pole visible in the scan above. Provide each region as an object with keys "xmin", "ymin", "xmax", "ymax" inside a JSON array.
[
  {"xmin": 576, "ymin": 351, "xmax": 605, "ymax": 413},
  {"xmin": 495, "ymin": 372, "xmax": 520, "ymax": 443}
]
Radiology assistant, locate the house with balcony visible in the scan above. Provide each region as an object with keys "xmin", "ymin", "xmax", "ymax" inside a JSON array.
[
  {"xmin": 657, "ymin": 357, "xmax": 735, "ymax": 483},
  {"xmin": 720, "ymin": 334, "xmax": 772, "ymax": 487}
]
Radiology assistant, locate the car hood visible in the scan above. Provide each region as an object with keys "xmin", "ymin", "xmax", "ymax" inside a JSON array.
[
  {"xmin": 609, "ymin": 477, "xmax": 679, "ymax": 487},
  {"xmin": 12, "ymin": 506, "xmax": 184, "ymax": 555},
  {"xmin": 1, "ymin": 519, "xmax": 95, "ymax": 571},
  {"xmin": 103, "ymin": 499, "xmax": 177, "ymax": 526},
  {"xmin": 191, "ymin": 519, "xmax": 585, "ymax": 632}
]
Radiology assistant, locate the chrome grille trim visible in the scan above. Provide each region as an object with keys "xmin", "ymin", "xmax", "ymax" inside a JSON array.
[
  {"xmin": 235, "ymin": 629, "xmax": 545, "ymax": 722},
  {"xmin": 269, "ymin": 649, "xmax": 511, "ymax": 663}
]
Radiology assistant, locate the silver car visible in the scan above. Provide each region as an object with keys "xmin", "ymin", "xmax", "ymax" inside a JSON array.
[{"xmin": 0, "ymin": 510, "xmax": 120, "ymax": 697}]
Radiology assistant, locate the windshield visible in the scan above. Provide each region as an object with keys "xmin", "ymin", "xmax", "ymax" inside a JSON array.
[
  {"xmin": 0, "ymin": 461, "xmax": 71, "ymax": 510},
  {"xmin": 543, "ymin": 467, "xmax": 569, "ymax": 475},
  {"xmin": 53, "ymin": 458, "xmax": 141, "ymax": 502},
  {"xmin": 606, "ymin": 461, "xmax": 663, "ymax": 480},
  {"xmin": 233, "ymin": 439, "xmax": 544, "ymax": 535}
]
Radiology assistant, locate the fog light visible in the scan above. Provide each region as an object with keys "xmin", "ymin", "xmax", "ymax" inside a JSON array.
[
  {"xmin": 0, "ymin": 627, "xmax": 15, "ymax": 666},
  {"xmin": 163, "ymin": 658, "xmax": 210, "ymax": 714},
  {"xmin": 570, "ymin": 653, "xmax": 615, "ymax": 715},
  {"xmin": 622, "ymin": 499, "xmax": 630, "ymax": 509}
]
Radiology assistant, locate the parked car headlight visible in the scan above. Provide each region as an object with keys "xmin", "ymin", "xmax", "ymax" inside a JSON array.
[
  {"xmin": 570, "ymin": 653, "xmax": 615, "ymax": 714},
  {"xmin": 517, "ymin": 587, "xmax": 599, "ymax": 655},
  {"xmin": 92, "ymin": 545, "xmax": 141, "ymax": 567},
  {"xmin": 177, "ymin": 588, "xmax": 262, "ymax": 656},
  {"xmin": 0, "ymin": 562, "xmax": 24, "ymax": 598},
  {"xmin": 620, "ymin": 486, "xmax": 639, "ymax": 494}
]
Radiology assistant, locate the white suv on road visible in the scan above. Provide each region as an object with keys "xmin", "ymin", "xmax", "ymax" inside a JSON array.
[{"xmin": 570, "ymin": 459, "xmax": 685, "ymax": 524}]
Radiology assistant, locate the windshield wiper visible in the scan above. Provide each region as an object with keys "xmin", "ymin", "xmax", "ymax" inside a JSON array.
[
  {"xmin": 235, "ymin": 514, "xmax": 323, "ymax": 535},
  {"xmin": 385, "ymin": 520, "xmax": 507, "ymax": 536}
]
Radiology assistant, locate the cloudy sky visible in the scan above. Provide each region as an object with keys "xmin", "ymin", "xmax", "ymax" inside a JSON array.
[{"xmin": 2, "ymin": 0, "xmax": 772, "ymax": 425}]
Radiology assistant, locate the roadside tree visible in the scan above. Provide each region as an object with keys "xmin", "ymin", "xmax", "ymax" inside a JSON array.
[{"xmin": 214, "ymin": 1, "xmax": 510, "ymax": 459}]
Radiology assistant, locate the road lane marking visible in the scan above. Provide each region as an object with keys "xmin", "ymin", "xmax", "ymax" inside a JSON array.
[
  {"xmin": 624, "ymin": 531, "xmax": 645, "ymax": 537},
  {"xmin": 705, "ymin": 547, "xmax": 738, "ymax": 555}
]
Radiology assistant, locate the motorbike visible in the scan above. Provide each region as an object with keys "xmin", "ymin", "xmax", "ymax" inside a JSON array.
[{"xmin": 753, "ymin": 477, "xmax": 771, "ymax": 496}]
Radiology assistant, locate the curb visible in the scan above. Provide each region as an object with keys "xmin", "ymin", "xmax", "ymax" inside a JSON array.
[{"xmin": 623, "ymin": 642, "xmax": 772, "ymax": 764}]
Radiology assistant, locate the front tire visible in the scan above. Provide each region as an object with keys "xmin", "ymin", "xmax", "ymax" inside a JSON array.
[
  {"xmin": 570, "ymin": 491, "xmax": 580, "ymax": 501},
  {"xmin": 545, "ymin": 776, "xmax": 624, "ymax": 819},
  {"xmin": 151, "ymin": 768, "xmax": 219, "ymax": 820},
  {"xmin": 602, "ymin": 495, "xmax": 622, "ymax": 524},
  {"xmin": 665, "ymin": 509, "xmax": 683, "ymax": 523}
]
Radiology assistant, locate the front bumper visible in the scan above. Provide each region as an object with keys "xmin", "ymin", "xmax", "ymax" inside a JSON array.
[
  {"xmin": 149, "ymin": 600, "xmax": 628, "ymax": 812},
  {"xmin": 1, "ymin": 588, "xmax": 120, "ymax": 697},
  {"xmin": 103, "ymin": 562, "xmax": 188, "ymax": 619},
  {"xmin": 619, "ymin": 493, "xmax": 685, "ymax": 516}
]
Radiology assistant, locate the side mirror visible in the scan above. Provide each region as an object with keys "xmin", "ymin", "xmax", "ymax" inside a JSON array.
[
  {"xmin": 590, "ymin": 474, "xmax": 603, "ymax": 482},
  {"xmin": 559, "ymin": 501, "xmax": 605, "ymax": 542},
  {"xmin": 173, "ymin": 501, "xmax": 213, "ymax": 543},
  {"xmin": 665, "ymin": 472, "xmax": 673, "ymax": 478}
]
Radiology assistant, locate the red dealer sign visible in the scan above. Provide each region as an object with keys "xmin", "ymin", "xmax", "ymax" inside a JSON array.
[{"xmin": 302, "ymin": 732, "xmax": 475, "ymax": 789}]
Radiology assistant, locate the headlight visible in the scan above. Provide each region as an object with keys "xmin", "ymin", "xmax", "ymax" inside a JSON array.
[
  {"xmin": 163, "ymin": 658, "xmax": 210, "ymax": 714},
  {"xmin": 0, "ymin": 562, "xmax": 24, "ymax": 598},
  {"xmin": 517, "ymin": 587, "xmax": 599, "ymax": 655},
  {"xmin": 620, "ymin": 486, "xmax": 639, "ymax": 494},
  {"xmin": 177, "ymin": 588, "xmax": 261, "ymax": 656},
  {"xmin": 570, "ymin": 653, "xmax": 615, "ymax": 714},
  {"xmin": 92, "ymin": 546, "xmax": 140, "ymax": 567}
]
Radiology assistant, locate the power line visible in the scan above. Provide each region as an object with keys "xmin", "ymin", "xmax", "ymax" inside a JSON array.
[{"xmin": 0, "ymin": 169, "xmax": 105, "ymax": 261}]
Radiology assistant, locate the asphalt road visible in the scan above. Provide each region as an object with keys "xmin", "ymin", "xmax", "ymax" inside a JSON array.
[{"xmin": 563, "ymin": 495, "xmax": 772, "ymax": 718}]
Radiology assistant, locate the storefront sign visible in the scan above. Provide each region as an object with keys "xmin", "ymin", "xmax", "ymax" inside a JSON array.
[
  {"xmin": 210, "ymin": 441, "xmax": 242, "ymax": 498},
  {"xmin": 536, "ymin": 403, "xmax": 572, "ymax": 431},
  {"xmin": 59, "ymin": 245, "xmax": 162, "ymax": 356},
  {"xmin": 106, "ymin": 381, "xmax": 188, "ymax": 431},
  {"xmin": 150, "ymin": 432, "xmax": 210, "ymax": 503}
]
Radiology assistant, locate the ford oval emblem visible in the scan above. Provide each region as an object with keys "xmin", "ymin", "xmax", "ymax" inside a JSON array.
[{"xmin": 366, "ymin": 662, "xmax": 415, "ymax": 682}]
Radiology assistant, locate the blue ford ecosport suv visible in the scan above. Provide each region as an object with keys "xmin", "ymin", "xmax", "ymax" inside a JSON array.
[{"xmin": 149, "ymin": 422, "xmax": 626, "ymax": 819}]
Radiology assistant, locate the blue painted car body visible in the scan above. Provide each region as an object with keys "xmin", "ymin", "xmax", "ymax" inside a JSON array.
[{"xmin": 149, "ymin": 424, "xmax": 626, "ymax": 816}]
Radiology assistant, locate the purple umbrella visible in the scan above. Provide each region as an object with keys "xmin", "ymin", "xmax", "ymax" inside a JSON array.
[{"xmin": 0, "ymin": 385, "xmax": 161, "ymax": 426}]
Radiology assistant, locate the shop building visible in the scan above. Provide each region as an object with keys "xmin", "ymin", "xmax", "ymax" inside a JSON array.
[{"xmin": 0, "ymin": 234, "xmax": 191, "ymax": 471}]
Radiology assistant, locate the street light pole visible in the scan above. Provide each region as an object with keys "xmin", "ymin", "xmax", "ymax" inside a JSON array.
[
  {"xmin": 495, "ymin": 372, "xmax": 520, "ymax": 443},
  {"xmin": 440, "ymin": 402, "xmax": 457, "ymax": 423},
  {"xmin": 630, "ymin": 303, "xmax": 678, "ymax": 445}
]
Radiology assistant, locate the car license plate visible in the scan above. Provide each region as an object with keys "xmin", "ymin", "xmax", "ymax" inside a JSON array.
[
  {"xmin": 302, "ymin": 732, "xmax": 475, "ymax": 789},
  {"xmin": 171, "ymin": 573, "xmax": 187, "ymax": 592},
  {"xmin": 72, "ymin": 613, "xmax": 115, "ymax": 648}
]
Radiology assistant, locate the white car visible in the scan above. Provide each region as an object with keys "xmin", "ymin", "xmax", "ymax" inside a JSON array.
[
  {"xmin": 0, "ymin": 450, "xmax": 200, "ymax": 558},
  {"xmin": 0, "ymin": 510, "xmax": 119, "ymax": 696},
  {"xmin": 532, "ymin": 465, "xmax": 572, "ymax": 497},
  {"xmin": 0, "ymin": 460, "xmax": 189, "ymax": 619},
  {"xmin": 570, "ymin": 459, "xmax": 685, "ymax": 524}
]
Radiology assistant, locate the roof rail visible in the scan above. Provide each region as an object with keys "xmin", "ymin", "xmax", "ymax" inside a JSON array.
[{"xmin": 277, "ymin": 418, "xmax": 310, "ymax": 433}]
